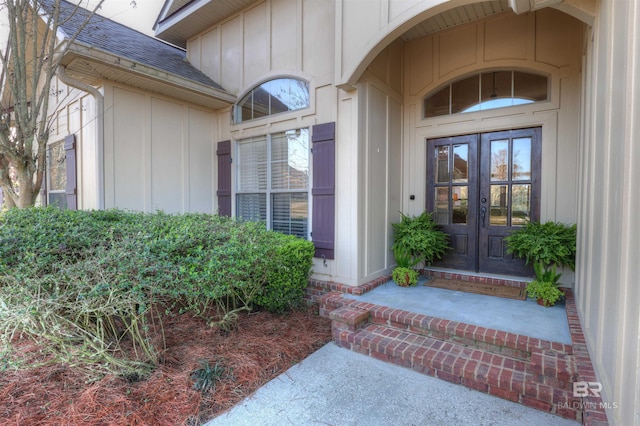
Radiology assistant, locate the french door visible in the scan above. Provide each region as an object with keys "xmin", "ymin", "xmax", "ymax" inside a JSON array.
[{"xmin": 426, "ymin": 128, "xmax": 541, "ymax": 276}]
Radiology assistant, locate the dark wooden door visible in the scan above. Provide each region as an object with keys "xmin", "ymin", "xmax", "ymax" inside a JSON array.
[
  {"xmin": 427, "ymin": 127, "xmax": 541, "ymax": 277},
  {"xmin": 478, "ymin": 128, "xmax": 541, "ymax": 275},
  {"xmin": 426, "ymin": 134, "xmax": 479, "ymax": 271}
]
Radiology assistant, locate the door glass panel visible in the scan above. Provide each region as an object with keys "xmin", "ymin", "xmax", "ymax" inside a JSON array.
[
  {"xmin": 490, "ymin": 140, "xmax": 509, "ymax": 181},
  {"xmin": 452, "ymin": 186, "xmax": 468, "ymax": 224},
  {"xmin": 436, "ymin": 146, "xmax": 449, "ymax": 183},
  {"xmin": 452, "ymin": 144, "xmax": 468, "ymax": 182},
  {"xmin": 511, "ymin": 184, "xmax": 531, "ymax": 225},
  {"xmin": 512, "ymin": 138, "xmax": 532, "ymax": 181},
  {"xmin": 434, "ymin": 187, "xmax": 450, "ymax": 225},
  {"xmin": 490, "ymin": 184, "xmax": 509, "ymax": 226}
]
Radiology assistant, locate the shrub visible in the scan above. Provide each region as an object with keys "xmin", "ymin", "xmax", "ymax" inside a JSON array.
[
  {"xmin": 0, "ymin": 208, "xmax": 315, "ymax": 376},
  {"xmin": 253, "ymin": 233, "xmax": 315, "ymax": 313}
]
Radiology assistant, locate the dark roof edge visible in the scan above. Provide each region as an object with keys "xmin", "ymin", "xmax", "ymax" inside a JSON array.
[{"xmin": 65, "ymin": 41, "xmax": 235, "ymax": 104}]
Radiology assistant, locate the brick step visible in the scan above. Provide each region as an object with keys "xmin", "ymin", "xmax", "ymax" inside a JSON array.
[
  {"xmin": 323, "ymin": 295, "xmax": 582, "ymax": 422},
  {"xmin": 327, "ymin": 302, "xmax": 578, "ymax": 391},
  {"xmin": 321, "ymin": 292, "xmax": 573, "ymax": 361},
  {"xmin": 333, "ymin": 321, "xmax": 582, "ymax": 422}
]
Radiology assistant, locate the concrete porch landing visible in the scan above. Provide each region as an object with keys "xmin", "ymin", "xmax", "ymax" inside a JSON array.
[
  {"xmin": 343, "ymin": 276, "xmax": 571, "ymax": 344},
  {"xmin": 311, "ymin": 272, "xmax": 609, "ymax": 425}
]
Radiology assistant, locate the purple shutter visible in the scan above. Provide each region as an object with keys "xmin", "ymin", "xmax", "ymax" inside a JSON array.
[
  {"xmin": 217, "ymin": 140, "xmax": 232, "ymax": 216},
  {"xmin": 312, "ymin": 122, "xmax": 335, "ymax": 259},
  {"xmin": 64, "ymin": 134, "xmax": 77, "ymax": 210}
]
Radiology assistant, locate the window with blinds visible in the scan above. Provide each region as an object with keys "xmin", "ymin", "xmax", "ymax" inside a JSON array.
[{"xmin": 235, "ymin": 129, "xmax": 310, "ymax": 239}]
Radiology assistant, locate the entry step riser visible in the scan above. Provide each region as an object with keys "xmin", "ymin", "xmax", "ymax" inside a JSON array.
[
  {"xmin": 321, "ymin": 292, "xmax": 573, "ymax": 360},
  {"xmin": 315, "ymin": 277, "xmax": 608, "ymax": 425}
]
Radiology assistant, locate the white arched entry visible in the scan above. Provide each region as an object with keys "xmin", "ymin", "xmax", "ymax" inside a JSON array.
[{"xmin": 352, "ymin": 3, "xmax": 586, "ymax": 281}]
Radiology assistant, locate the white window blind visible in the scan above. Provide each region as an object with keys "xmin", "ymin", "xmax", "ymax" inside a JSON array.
[{"xmin": 236, "ymin": 130, "xmax": 309, "ymax": 238}]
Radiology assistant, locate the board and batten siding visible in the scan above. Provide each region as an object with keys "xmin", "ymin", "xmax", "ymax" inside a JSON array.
[{"xmin": 102, "ymin": 85, "xmax": 217, "ymax": 214}]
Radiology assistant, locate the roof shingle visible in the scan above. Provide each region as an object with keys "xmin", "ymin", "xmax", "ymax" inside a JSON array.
[{"xmin": 47, "ymin": 0, "xmax": 225, "ymax": 91}]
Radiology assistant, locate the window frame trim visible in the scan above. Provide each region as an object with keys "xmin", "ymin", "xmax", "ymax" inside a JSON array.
[
  {"xmin": 234, "ymin": 129, "xmax": 312, "ymax": 240},
  {"xmin": 422, "ymin": 69, "xmax": 552, "ymax": 119},
  {"xmin": 233, "ymin": 76, "xmax": 311, "ymax": 125}
]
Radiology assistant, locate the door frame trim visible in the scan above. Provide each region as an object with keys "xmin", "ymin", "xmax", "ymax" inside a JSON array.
[{"xmin": 409, "ymin": 110, "xmax": 558, "ymax": 221}]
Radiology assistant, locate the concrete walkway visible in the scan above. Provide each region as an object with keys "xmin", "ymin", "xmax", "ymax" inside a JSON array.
[{"xmin": 203, "ymin": 343, "xmax": 578, "ymax": 426}]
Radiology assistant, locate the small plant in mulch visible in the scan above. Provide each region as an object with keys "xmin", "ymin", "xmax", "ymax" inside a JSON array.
[{"xmin": 191, "ymin": 359, "xmax": 234, "ymax": 394}]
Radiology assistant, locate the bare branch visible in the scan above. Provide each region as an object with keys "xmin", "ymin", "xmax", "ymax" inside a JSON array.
[{"xmin": 0, "ymin": 0, "xmax": 109, "ymax": 208}]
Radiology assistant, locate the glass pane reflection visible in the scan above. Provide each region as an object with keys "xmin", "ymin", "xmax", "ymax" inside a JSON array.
[
  {"xmin": 452, "ymin": 186, "xmax": 468, "ymax": 224},
  {"xmin": 436, "ymin": 146, "xmax": 449, "ymax": 183},
  {"xmin": 512, "ymin": 138, "xmax": 532, "ymax": 181},
  {"xmin": 453, "ymin": 144, "xmax": 468, "ymax": 182},
  {"xmin": 490, "ymin": 184, "xmax": 508, "ymax": 226},
  {"xmin": 235, "ymin": 78, "xmax": 309, "ymax": 123},
  {"xmin": 511, "ymin": 184, "xmax": 531, "ymax": 225},
  {"xmin": 435, "ymin": 187, "xmax": 449, "ymax": 225},
  {"xmin": 491, "ymin": 140, "xmax": 509, "ymax": 181}
]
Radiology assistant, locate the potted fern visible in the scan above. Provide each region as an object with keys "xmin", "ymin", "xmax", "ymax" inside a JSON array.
[
  {"xmin": 391, "ymin": 212, "xmax": 449, "ymax": 287},
  {"xmin": 391, "ymin": 246, "xmax": 419, "ymax": 287},
  {"xmin": 525, "ymin": 263, "xmax": 564, "ymax": 307},
  {"xmin": 505, "ymin": 221, "xmax": 576, "ymax": 307}
]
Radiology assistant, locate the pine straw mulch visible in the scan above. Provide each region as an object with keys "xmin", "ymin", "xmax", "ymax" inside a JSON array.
[{"xmin": 0, "ymin": 307, "xmax": 332, "ymax": 426}]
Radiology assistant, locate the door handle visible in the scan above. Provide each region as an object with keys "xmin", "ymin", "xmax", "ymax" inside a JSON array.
[{"xmin": 480, "ymin": 206, "xmax": 487, "ymax": 228}]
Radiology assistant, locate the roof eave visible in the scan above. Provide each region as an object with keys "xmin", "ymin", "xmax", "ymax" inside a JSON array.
[{"xmin": 62, "ymin": 44, "xmax": 235, "ymax": 110}]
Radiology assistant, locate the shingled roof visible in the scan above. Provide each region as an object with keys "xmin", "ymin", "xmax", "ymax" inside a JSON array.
[{"xmin": 48, "ymin": 0, "xmax": 225, "ymax": 91}]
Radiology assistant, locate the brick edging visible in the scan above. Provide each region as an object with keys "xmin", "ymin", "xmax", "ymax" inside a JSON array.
[
  {"xmin": 306, "ymin": 274, "xmax": 609, "ymax": 425},
  {"xmin": 563, "ymin": 289, "xmax": 609, "ymax": 425}
]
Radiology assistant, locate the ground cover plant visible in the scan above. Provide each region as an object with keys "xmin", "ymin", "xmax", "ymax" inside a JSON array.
[{"xmin": 0, "ymin": 207, "xmax": 331, "ymax": 424}]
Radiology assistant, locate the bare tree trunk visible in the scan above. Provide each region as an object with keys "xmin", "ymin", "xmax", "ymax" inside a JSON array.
[
  {"xmin": 17, "ymin": 175, "xmax": 35, "ymax": 208},
  {"xmin": 1, "ymin": 184, "xmax": 16, "ymax": 209}
]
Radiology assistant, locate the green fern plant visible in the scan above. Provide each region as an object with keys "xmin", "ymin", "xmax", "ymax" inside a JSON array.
[
  {"xmin": 392, "ymin": 212, "xmax": 449, "ymax": 267},
  {"xmin": 505, "ymin": 221, "xmax": 576, "ymax": 274},
  {"xmin": 533, "ymin": 261, "xmax": 562, "ymax": 285},
  {"xmin": 392, "ymin": 245, "xmax": 420, "ymax": 269}
]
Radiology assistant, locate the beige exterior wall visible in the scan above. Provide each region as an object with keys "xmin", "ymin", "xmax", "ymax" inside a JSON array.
[
  {"xmin": 577, "ymin": 1, "xmax": 640, "ymax": 424},
  {"xmin": 401, "ymin": 9, "xmax": 583, "ymax": 284},
  {"xmin": 187, "ymin": 0, "xmax": 335, "ymax": 96},
  {"xmin": 185, "ymin": 0, "xmax": 363, "ymax": 283},
  {"xmin": 102, "ymin": 84, "xmax": 218, "ymax": 214},
  {"xmin": 45, "ymin": 1, "xmax": 640, "ymax": 423}
]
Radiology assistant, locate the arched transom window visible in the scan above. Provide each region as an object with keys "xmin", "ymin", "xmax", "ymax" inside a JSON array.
[
  {"xmin": 424, "ymin": 71, "xmax": 548, "ymax": 118},
  {"xmin": 234, "ymin": 77, "xmax": 310, "ymax": 123}
]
